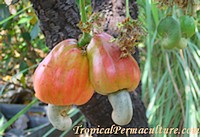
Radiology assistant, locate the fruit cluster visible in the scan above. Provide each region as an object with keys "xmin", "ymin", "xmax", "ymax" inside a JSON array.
[
  {"xmin": 157, "ymin": 15, "xmax": 196, "ymax": 50},
  {"xmin": 33, "ymin": 32, "xmax": 141, "ymax": 130}
]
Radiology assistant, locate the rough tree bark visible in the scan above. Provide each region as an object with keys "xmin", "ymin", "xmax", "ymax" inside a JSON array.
[{"xmin": 30, "ymin": 0, "xmax": 149, "ymax": 136}]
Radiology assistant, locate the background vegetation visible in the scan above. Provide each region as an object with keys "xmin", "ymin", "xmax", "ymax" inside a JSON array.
[{"xmin": 0, "ymin": 0, "xmax": 199, "ymax": 136}]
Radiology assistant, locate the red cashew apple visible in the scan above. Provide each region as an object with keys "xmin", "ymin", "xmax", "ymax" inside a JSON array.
[
  {"xmin": 87, "ymin": 32, "xmax": 140, "ymax": 95},
  {"xmin": 87, "ymin": 32, "xmax": 141, "ymax": 125},
  {"xmin": 33, "ymin": 39, "xmax": 94, "ymax": 130},
  {"xmin": 33, "ymin": 39, "xmax": 94, "ymax": 106}
]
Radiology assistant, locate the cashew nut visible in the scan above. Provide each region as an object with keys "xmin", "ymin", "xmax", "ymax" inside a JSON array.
[
  {"xmin": 108, "ymin": 89, "xmax": 133, "ymax": 125},
  {"xmin": 47, "ymin": 104, "xmax": 72, "ymax": 131}
]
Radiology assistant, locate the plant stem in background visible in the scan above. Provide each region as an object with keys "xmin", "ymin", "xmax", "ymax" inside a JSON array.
[
  {"xmin": 126, "ymin": 0, "xmax": 131, "ymax": 19},
  {"xmin": 165, "ymin": 53, "xmax": 185, "ymax": 119},
  {"xmin": 79, "ymin": 0, "xmax": 87, "ymax": 23},
  {"xmin": 78, "ymin": 0, "xmax": 91, "ymax": 47}
]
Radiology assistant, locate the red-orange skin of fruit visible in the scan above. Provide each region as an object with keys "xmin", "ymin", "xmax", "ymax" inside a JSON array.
[
  {"xmin": 33, "ymin": 39, "xmax": 94, "ymax": 106},
  {"xmin": 87, "ymin": 33, "xmax": 141, "ymax": 95}
]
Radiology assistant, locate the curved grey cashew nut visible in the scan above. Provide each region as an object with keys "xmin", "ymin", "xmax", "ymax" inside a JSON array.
[
  {"xmin": 108, "ymin": 89, "xmax": 133, "ymax": 125},
  {"xmin": 47, "ymin": 104, "xmax": 72, "ymax": 131}
]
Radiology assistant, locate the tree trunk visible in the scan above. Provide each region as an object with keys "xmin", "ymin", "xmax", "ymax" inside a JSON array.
[{"xmin": 30, "ymin": 0, "xmax": 149, "ymax": 136}]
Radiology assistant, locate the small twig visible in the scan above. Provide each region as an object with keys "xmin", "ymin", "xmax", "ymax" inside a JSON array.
[{"xmin": 165, "ymin": 52, "xmax": 185, "ymax": 119}]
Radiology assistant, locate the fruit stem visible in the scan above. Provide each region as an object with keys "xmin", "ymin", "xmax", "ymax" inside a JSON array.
[
  {"xmin": 78, "ymin": 0, "xmax": 91, "ymax": 47},
  {"xmin": 79, "ymin": 0, "xmax": 87, "ymax": 23},
  {"xmin": 126, "ymin": 0, "xmax": 131, "ymax": 19},
  {"xmin": 187, "ymin": 0, "xmax": 193, "ymax": 16}
]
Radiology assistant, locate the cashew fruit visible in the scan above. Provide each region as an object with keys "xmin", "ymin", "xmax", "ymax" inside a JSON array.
[
  {"xmin": 87, "ymin": 32, "xmax": 140, "ymax": 95},
  {"xmin": 180, "ymin": 15, "xmax": 196, "ymax": 38},
  {"xmin": 33, "ymin": 39, "xmax": 94, "ymax": 106},
  {"xmin": 87, "ymin": 32, "xmax": 140, "ymax": 125},
  {"xmin": 157, "ymin": 16, "xmax": 181, "ymax": 49},
  {"xmin": 176, "ymin": 37, "xmax": 188, "ymax": 49}
]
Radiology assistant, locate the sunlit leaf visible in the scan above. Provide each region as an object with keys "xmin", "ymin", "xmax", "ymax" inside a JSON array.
[
  {"xmin": 30, "ymin": 22, "xmax": 40, "ymax": 40},
  {"xmin": 2, "ymin": 75, "xmax": 11, "ymax": 81},
  {"xmin": 0, "ymin": 113, "xmax": 7, "ymax": 135},
  {"xmin": 18, "ymin": 16, "xmax": 33, "ymax": 24}
]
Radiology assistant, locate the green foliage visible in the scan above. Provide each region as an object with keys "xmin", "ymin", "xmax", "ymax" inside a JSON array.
[
  {"xmin": 0, "ymin": 98, "xmax": 38, "ymax": 133},
  {"xmin": 0, "ymin": 1, "xmax": 48, "ymax": 82},
  {"xmin": 138, "ymin": 0, "xmax": 200, "ymax": 136}
]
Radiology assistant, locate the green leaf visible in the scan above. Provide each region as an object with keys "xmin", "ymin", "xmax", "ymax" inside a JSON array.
[
  {"xmin": 0, "ymin": 113, "xmax": 7, "ymax": 135},
  {"xmin": 18, "ymin": 16, "xmax": 33, "ymax": 24},
  {"xmin": 0, "ymin": 98, "xmax": 38, "ymax": 133},
  {"xmin": 0, "ymin": 4, "xmax": 10, "ymax": 21},
  {"xmin": 20, "ymin": 75, "xmax": 26, "ymax": 87},
  {"xmin": 0, "ymin": 4, "xmax": 10, "ymax": 27},
  {"xmin": 19, "ymin": 61, "xmax": 28, "ymax": 76},
  {"xmin": 30, "ymin": 22, "xmax": 40, "ymax": 40},
  {"xmin": 19, "ymin": 61, "xmax": 28, "ymax": 71},
  {"xmin": 12, "ymin": 0, "xmax": 20, "ymax": 5},
  {"xmin": 0, "ymin": 5, "xmax": 31, "ymax": 25},
  {"xmin": 21, "ymin": 32, "xmax": 31, "ymax": 41}
]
